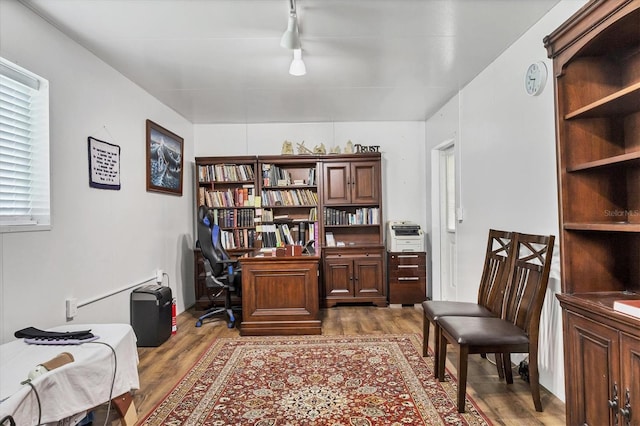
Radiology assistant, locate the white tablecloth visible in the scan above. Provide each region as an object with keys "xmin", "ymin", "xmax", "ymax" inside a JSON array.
[{"xmin": 0, "ymin": 323, "xmax": 139, "ymax": 425}]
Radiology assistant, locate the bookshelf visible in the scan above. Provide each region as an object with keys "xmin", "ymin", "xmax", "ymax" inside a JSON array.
[
  {"xmin": 258, "ymin": 156, "xmax": 319, "ymax": 249},
  {"xmin": 193, "ymin": 153, "xmax": 385, "ymax": 309},
  {"xmin": 193, "ymin": 156, "xmax": 257, "ymax": 309},
  {"xmin": 544, "ymin": 1, "xmax": 640, "ymax": 423},
  {"xmin": 321, "ymin": 154, "xmax": 386, "ymax": 307}
]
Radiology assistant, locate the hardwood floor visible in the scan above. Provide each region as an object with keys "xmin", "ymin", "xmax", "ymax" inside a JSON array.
[{"xmin": 126, "ymin": 305, "xmax": 566, "ymax": 425}]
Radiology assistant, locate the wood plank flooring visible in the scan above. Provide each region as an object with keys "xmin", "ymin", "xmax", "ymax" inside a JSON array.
[{"xmin": 126, "ymin": 305, "xmax": 566, "ymax": 425}]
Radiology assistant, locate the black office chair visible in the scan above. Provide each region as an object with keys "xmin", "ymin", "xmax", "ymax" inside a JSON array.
[{"xmin": 195, "ymin": 205, "xmax": 242, "ymax": 328}]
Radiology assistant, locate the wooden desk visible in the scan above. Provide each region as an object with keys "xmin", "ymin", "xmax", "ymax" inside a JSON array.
[{"xmin": 239, "ymin": 253, "xmax": 321, "ymax": 336}]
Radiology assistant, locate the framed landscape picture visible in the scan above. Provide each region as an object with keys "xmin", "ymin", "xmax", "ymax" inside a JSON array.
[{"xmin": 146, "ymin": 119, "xmax": 184, "ymax": 196}]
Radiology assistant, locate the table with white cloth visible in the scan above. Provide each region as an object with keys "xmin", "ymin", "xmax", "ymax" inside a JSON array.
[{"xmin": 0, "ymin": 323, "xmax": 139, "ymax": 426}]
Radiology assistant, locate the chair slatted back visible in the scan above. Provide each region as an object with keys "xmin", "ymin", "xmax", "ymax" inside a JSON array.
[
  {"xmin": 502, "ymin": 233, "xmax": 555, "ymax": 335},
  {"xmin": 477, "ymin": 230, "xmax": 515, "ymax": 315}
]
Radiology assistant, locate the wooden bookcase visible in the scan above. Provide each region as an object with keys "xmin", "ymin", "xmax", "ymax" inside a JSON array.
[
  {"xmin": 193, "ymin": 153, "xmax": 386, "ymax": 310},
  {"xmin": 258, "ymin": 156, "xmax": 319, "ymax": 249},
  {"xmin": 321, "ymin": 154, "xmax": 386, "ymax": 307},
  {"xmin": 193, "ymin": 156, "xmax": 258, "ymax": 309},
  {"xmin": 544, "ymin": 1, "xmax": 640, "ymax": 424}
]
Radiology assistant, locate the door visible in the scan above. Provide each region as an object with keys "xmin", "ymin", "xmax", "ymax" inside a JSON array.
[
  {"xmin": 353, "ymin": 256, "xmax": 383, "ymax": 297},
  {"xmin": 323, "ymin": 162, "xmax": 350, "ymax": 205},
  {"xmin": 351, "ymin": 161, "xmax": 380, "ymax": 204},
  {"xmin": 323, "ymin": 257, "xmax": 353, "ymax": 297},
  {"xmin": 432, "ymin": 145, "xmax": 457, "ymax": 300},
  {"xmin": 566, "ymin": 312, "xmax": 619, "ymax": 426}
]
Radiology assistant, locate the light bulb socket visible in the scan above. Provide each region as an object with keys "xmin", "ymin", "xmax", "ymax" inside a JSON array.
[{"xmin": 280, "ymin": 14, "xmax": 301, "ymax": 49}]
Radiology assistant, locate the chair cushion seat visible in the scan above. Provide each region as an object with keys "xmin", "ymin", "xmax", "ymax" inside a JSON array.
[
  {"xmin": 422, "ymin": 300, "xmax": 494, "ymax": 321},
  {"xmin": 438, "ymin": 316, "xmax": 529, "ymax": 346}
]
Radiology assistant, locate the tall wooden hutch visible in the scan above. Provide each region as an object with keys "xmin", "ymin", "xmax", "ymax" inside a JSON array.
[{"xmin": 544, "ymin": 1, "xmax": 640, "ymax": 424}]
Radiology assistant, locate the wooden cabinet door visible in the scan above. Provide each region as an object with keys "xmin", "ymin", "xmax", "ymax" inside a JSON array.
[
  {"xmin": 351, "ymin": 160, "xmax": 380, "ymax": 205},
  {"xmin": 620, "ymin": 332, "xmax": 640, "ymax": 426},
  {"xmin": 353, "ymin": 256, "xmax": 384, "ymax": 298},
  {"xmin": 324, "ymin": 257, "xmax": 354, "ymax": 297},
  {"xmin": 323, "ymin": 162, "xmax": 350, "ymax": 205},
  {"xmin": 566, "ymin": 312, "xmax": 619, "ymax": 426}
]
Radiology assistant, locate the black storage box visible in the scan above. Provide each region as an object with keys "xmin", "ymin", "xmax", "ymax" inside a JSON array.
[{"xmin": 130, "ymin": 284, "xmax": 172, "ymax": 347}]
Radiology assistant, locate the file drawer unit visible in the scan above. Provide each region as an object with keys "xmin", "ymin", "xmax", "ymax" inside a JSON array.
[{"xmin": 387, "ymin": 252, "xmax": 426, "ymax": 304}]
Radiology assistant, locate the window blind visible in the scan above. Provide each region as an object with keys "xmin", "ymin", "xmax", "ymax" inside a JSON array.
[{"xmin": 0, "ymin": 58, "xmax": 50, "ymax": 231}]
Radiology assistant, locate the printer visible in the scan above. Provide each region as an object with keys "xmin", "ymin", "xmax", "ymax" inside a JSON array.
[{"xmin": 386, "ymin": 221, "xmax": 425, "ymax": 252}]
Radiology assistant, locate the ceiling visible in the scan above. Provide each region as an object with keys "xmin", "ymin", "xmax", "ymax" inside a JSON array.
[{"xmin": 21, "ymin": 0, "xmax": 560, "ymax": 124}]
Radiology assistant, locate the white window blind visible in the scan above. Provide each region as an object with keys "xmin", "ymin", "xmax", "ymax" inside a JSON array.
[{"xmin": 0, "ymin": 58, "xmax": 50, "ymax": 232}]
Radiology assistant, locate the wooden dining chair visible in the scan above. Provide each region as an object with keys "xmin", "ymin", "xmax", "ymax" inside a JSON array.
[
  {"xmin": 421, "ymin": 229, "xmax": 514, "ymax": 377},
  {"xmin": 436, "ymin": 232, "xmax": 555, "ymax": 413}
]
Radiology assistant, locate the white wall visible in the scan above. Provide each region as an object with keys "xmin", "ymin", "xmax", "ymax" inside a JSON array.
[
  {"xmin": 0, "ymin": 1, "xmax": 195, "ymax": 343},
  {"xmin": 194, "ymin": 121, "xmax": 428, "ymax": 236},
  {"xmin": 425, "ymin": 0, "xmax": 587, "ymax": 402}
]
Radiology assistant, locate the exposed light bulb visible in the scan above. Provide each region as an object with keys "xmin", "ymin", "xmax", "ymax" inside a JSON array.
[{"xmin": 289, "ymin": 49, "xmax": 306, "ymax": 76}]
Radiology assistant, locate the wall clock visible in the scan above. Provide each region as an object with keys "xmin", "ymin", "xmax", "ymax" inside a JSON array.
[{"xmin": 524, "ymin": 61, "xmax": 548, "ymax": 96}]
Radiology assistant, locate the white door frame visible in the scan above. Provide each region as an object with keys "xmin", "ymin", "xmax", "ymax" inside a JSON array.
[{"xmin": 430, "ymin": 139, "xmax": 456, "ymax": 301}]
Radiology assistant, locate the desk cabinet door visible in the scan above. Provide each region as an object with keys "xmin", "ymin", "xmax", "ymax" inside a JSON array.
[
  {"xmin": 324, "ymin": 257, "xmax": 354, "ymax": 297},
  {"xmin": 354, "ymin": 257, "xmax": 384, "ymax": 297},
  {"xmin": 565, "ymin": 312, "xmax": 619, "ymax": 426}
]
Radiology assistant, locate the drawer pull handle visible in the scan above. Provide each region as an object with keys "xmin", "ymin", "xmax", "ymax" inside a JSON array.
[
  {"xmin": 398, "ymin": 277, "xmax": 420, "ymax": 281},
  {"xmin": 398, "ymin": 255, "xmax": 418, "ymax": 258},
  {"xmin": 398, "ymin": 265, "xmax": 419, "ymax": 269}
]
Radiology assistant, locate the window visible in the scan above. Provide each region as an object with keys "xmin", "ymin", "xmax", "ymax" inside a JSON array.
[
  {"xmin": 444, "ymin": 148, "xmax": 456, "ymax": 232},
  {"xmin": 0, "ymin": 57, "xmax": 50, "ymax": 232}
]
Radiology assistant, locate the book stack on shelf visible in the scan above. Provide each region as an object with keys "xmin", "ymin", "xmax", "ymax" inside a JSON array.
[
  {"xmin": 262, "ymin": 163, "xmax": 316, "ymax": 187},
  {"xmin": 323, "ymin": 207, "xmax": 380, "ymax": 225},
  {"xmin": 260, "ymin": 188, "xmax": 318, "ymax": 207},
  {"xmin": 199, "ymin": 163, "xmax": 254, "ymax": 183},
  {"xmin": 613, "ymin": 299, "xmax": 640, "ymax": 319},
  {"xmin": 199, "ymin": 185, "xmax": 255, "ymax": 208}
]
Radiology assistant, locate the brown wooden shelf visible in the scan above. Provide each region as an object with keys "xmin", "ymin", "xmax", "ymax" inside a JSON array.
[
  {"xmin": 564, "ymin": 222, "xmax": 640, "ymax": 232},
  {"xmin": 565, "ymin": 81, "xmax": 640, "ymax": 119},
  {"xmin": 567, "ymin": 151, "xmax": 640, "ymax": 172}
]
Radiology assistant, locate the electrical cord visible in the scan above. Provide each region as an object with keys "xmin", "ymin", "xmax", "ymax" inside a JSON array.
[
  {"xmin": 0, "ymin": 416, "xmax": 16, "ymax": 426},
  {"xmin": 16, "ymin": 380, "xmax": 42, "ymax": 425},
  {"xmin": 88, "ymin": 341, "xmax": 117, "ymax": 426}
]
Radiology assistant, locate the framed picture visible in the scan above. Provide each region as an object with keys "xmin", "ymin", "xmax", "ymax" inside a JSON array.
[{"xmin": 146, "ymin": 119, "xmax": 184, "ymax": 196}]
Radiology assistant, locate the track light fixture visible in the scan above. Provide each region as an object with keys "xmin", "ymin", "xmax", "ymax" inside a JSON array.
[
  {"xmin": 280, "ymin": 0, "xmax": 301, "ymax": 50},
  {"xmin": 289, "ymin": 49, "xmax": 306, "ymax": 76}
]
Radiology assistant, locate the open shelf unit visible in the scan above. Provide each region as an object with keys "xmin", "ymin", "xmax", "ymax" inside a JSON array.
[{"xmin": 544, "ymin": 1, "xmax": 640, "ymax": 423}]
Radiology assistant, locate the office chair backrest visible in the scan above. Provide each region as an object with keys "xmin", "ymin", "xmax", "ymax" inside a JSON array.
[{"xmin": 197, "ymin": 206, "xmax": 230, "ymax": 278}]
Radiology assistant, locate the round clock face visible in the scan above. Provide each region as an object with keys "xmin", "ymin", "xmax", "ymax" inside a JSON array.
[{"xmin": 525, "ymin": 61, "xmax": 548, "ymax": 96}]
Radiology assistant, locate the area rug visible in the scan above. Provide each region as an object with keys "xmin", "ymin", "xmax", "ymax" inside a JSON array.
[{"xmin": 139, "ymin": 334, "xmax": 491, "ymax": 425}]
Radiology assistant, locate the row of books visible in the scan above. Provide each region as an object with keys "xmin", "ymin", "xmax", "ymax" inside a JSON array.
[
  {"xmin": 210, "ymin": 208, "xmax": 255, "ymax": 228},
  {"xmin": 257, "ymin": 222, "xmax": 317, "ymax": 248},
  {"xmin": 261, "ymin": 207, "xmax": 317, "ymax": 223},
  {"xmin": 199, "ymin": 186, "xmax": 255, "ymax": 208},
  {"xmin": 198, "ymin": 164, "xmax": 255, "ymax": 183},
  {"xmin": 261, "ymin": 189, "xmax": 318, "ymax": 207},
  {"xmin": 220, "ymin": 229, "xmax": 257, "ymax": 250},
  {"xmin": 261, "ymin": 164, "xmax": 316, "ymax": 187},
  {"xmin": 323, "ymin": 207, "xmax": 380, "ymax": 225}
]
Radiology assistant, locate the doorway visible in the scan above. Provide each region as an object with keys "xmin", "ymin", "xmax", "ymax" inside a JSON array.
[{"xmin": 430, "ymin": 140, "xmax": 457, "ymax": 301}]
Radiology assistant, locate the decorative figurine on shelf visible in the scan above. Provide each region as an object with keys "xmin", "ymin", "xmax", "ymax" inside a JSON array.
[
  {"xmin": 296, "ymin": 141, "xmax": 313, "ymax": 155},
  {"xmin": 313, "ymin": 143, "xmax": 326, "ymax": 154},
  {"xmin": 344, "ymin": 140, "xmax": 354, "ymax": 154},
  {"xmin": 281, "ymin": 140, "xmax": 294, "ymax": 155},
  {"xmin": 329, "ymin": 144, "xmax": 341, "ymax": 154}
]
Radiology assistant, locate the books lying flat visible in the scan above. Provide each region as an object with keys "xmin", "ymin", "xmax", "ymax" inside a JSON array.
[{"xmin": 613, "ymin": 299, "xmax": 640, "ymax": 318}]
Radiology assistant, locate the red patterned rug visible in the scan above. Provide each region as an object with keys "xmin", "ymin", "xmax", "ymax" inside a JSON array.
[{"xmin": 139, "ymin": 334, "xmax": 491, "ymax": 425}]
